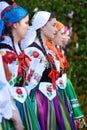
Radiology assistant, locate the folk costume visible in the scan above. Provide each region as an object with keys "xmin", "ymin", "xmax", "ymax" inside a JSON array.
[
  {"xmin": 57, "ymin": 46, "xmax": 87, "ymax": 129},
  {"xmin": 0, "ymin": 4, "xmax": 40, "ymax": 130},
  {"xmin": 23, "ymin": 11, "xmax": 75, "ymax": 130},
  {"xmin": 56, "ymin": 21, "xmax": 87, "ymax": 129}
]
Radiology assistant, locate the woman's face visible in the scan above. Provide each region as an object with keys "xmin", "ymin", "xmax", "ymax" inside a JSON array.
[
  {"xmin": 53, "ymin": 27, "xmax": 65, "ymax": 46},
  {"xmin": 41, "ymin": 18, "xmax": 57, "ymax": 40},
  {"xmin": 62, "ymin": 30, "xmax": 70, "ymax": 47},
  {"xmin": 13, "ymin": 14, "xmax": 29, "ymax": 42}
]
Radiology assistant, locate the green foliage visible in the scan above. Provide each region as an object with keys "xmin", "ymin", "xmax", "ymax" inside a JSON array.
[{"xmin": 15, "ymin": 0, "xmax": 87, "ymax": 113}]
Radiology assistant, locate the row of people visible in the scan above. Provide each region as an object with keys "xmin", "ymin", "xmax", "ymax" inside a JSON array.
[{"xmin": 0, "ymin": 1, "xmax": 86, "ymax": 129}]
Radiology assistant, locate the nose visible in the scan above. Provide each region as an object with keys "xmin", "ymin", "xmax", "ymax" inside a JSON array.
[{"xmin": 62, "ymin": 34, "xmax": 65, "ymax": 39}]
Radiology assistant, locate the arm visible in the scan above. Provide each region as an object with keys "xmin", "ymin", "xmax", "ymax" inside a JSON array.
[{"xmin": 24, "ymin": 47, "xmax": 46, "ymax": 95}]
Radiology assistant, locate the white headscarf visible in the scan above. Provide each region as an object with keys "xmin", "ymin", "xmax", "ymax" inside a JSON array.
[
  {"xmin": 0, "ymin": 1, "xmax": 9, "ymax": 17},
  {"xmin": 21, "ymin": 11, "xmax": 51, "ymax": 49}
]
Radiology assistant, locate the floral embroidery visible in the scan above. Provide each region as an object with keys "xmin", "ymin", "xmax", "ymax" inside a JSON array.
[
  {"xmin": 47, "ymin": 87, "xmax": 52, "ymax": 93},
  {"xmin": 46, "ymin": 85, "xmax": 52, "ymax": 97},
  {"xmin": 15, "ymin": 88, "xmax": 24, "ymax": 99},
  {"xmin": 16, "ymin": 88, "xmax": 22, "ymax": 95},
  {"xmin": 34, "ymin": 73, "xmax": 40, "ymax": 81},
  {"xmin": 75, "ymin": 120, "xmax": 81, "ymax": 129},
  {"xmin": 59, "ymin": 79, "xmax": 63, "ymax": 85},
  {"xmin": 32, "ymin": 51, "xmax": 39, "ymax": 58},
  {"xmin": 2, "ymin": 51, "xmax": 17, "ymax": 64},
  {"xmin": 27, "ymin": 69, "xmax": 34, "ymax": 82},
  {"xmin": 15, "ymin": 76, "xmax": 22, "ymax": 86},
  {"xmin": 75, "ymin": 117, "xmax": 87, "ymax": 129},
  {"xmin": 9, "ymin": 74, "xmax": 16, "ymax": 86}
]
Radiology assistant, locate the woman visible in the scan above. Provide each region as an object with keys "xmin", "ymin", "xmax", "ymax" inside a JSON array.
[
  {"xmin": 0, "ymin": 1, "xmax": 24, "ymax": 130},
  {"xmin": 53, "ymin": 21, "xmax": 87, "ymax": 129},
  {"xmin": 0, "ymin": 3, "xmax": 40, "ymax": 130},
  {"xmin": 23, "ymin": 11, "xmax": 75, "ymax": 130}
]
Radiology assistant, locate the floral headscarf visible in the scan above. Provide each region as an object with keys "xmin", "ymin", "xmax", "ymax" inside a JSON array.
[{"xmin": 0, "ymin": 4, "xmax": 28, "ymax": 38}]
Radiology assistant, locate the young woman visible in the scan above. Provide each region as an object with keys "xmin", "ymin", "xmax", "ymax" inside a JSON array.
[
  {"xmin": 23, "ymin": 11, "xmax": 75, "ymax": 130},
  {"xmin": 53, "ymin": 21, "xmax": 87, "ymax": 129},
  {"xmin": 0, "ymin": 3, "xmax": 40, "ymax": 130}
]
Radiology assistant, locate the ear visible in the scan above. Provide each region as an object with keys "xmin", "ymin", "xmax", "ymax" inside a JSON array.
[
  {"xmin": 13, "ymin": 23, "xmax": 18, "ymax": 29},
  {"xmin": 41, "ymin": 26, "xmax": 44, "ymax": 31}
]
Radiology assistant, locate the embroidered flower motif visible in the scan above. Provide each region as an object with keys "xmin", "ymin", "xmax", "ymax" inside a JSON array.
[
  {"xmin": 46, "ymin": 85, "xmax": 52, "ymax": 97},
  {"xmin": 2, "ymin": 51, "xmax": 17, "ymax": 64},
  {"xmin": 32, "ymin": 51, "xmax": 39, "ymax": 58},
  {"xmin": 59, "ymin": 79, "xmax": 63, "ymax": 85},
  {"xmin": 35, "ymin": 75, "xmax": 40, "ymax": 81},
  {"xmin": 47, "ymin": 87, "xmax": 52, "ymax": 93},
  {"xmin": 34, "ymin": 73, "xmax": 40, "ymax": 82},
  {"xmin": 16, "ymin": 88, "xmax": 22, "ymax": 95},
  {"xmin": 75, "ymin": 121, "xmax": 81, "ymax": 129},
  {"xmin": 27, "ymin": 69, "xmax": 34, "ymax": 82}
]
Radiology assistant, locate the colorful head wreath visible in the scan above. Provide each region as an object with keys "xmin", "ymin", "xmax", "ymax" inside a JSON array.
[
  {"xmin": 1, "ymin": 5, "xmax": 28, "ymax": 26},
  {"xmin": 56, "ymin": 21, "xmax": 64, "ymax": 31},
  {"xmin": 64, "ymin": 26, "xmax": 68, "ymax": 33}
]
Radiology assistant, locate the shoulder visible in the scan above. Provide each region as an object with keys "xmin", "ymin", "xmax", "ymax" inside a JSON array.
[
  {"xmin": 24, "ymin": 43, "xmax": 45, "ymax": 59},
  {"xmin": 0, "ymin": 36, "xmax": 13, "ymax": 52}
]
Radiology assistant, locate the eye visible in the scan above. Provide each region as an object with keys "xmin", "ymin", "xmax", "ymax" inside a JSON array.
[
  {"xmin": 52, "ymin": 23, "xmax": 56, "ymax": 27},
  {"xmin": 61, "ymin": 32, "xmax": 65, "ymax": 35},
  {"xmin": 25, "ymin": 21, "xmax": 29, "ymax": 24}
]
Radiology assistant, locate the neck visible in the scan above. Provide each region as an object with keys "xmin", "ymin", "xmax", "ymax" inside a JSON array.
[
  {"xmin": 12, "ymin": 30, "xmax": 20, "ymax": 43},
  {"xmin": 40, "ymin": 32, "xmax": 46, "ymax": 46}
]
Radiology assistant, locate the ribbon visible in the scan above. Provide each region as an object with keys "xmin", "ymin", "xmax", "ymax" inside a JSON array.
[
  {"xmin": 46, "ymin": 39, "xmax": 64, "ymax": 70},
  {"xmin": 48, "ymin": 68, "xmax": 60, "ymax": 90},
  {"xmin": 18, "ymin": 50, "xmax": 31, "ymax": 86}
]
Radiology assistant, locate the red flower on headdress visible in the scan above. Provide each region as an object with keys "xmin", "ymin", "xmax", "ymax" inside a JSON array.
[
  {"xmin": 7, "ymin": 22, "xmax": 13, "ymax": 27},
  {"xmin": 5, "ymin": 6, "xmax": 11, "ymax": 11},
  {"xmin": 32, "ymin": 51, "xmax": 39, "ymax": 58}
]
